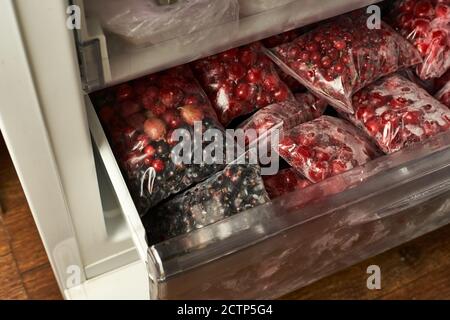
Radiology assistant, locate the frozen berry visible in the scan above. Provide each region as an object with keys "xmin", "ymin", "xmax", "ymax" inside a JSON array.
[{"xmin": 144, "ymin": 118, "xmax": 167, "ymax": 141}]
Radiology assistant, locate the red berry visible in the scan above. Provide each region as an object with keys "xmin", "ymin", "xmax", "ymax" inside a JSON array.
[
  {"xmin": 144, "ymin": 145, "xmax": 156, "ymax": 158},
  {"xmin": 229, "ymin": 63, "xmax": 246, "ymax": 81},
  {"xmin": 306, "ymin": 42, "xmax": 319, "ymax": 52},
  {"xmin": 162, "ymin": 111, "xmax": 182, "ymax": 129},
  {"xmin": 321, "ymin": 56, "xmax": 332, "ymax": 69},
  {"xmin": 273, "ymin": 87, "xmax": 289, "ymax": 102},
  {"xmin": 220, "ymin": 48, "xmax": 239, "ymax": 60},
  {"xmin": 119, "ymin": 101, "xmax": 141, "ymax": 118},
  {"xmin": 435, "ymin": 4, "xmax": 449, "ymax": 18},
  {"xmin": 184, "ymin": 94, "xmax": 201, "ymax": 106},
  {"xmin": 141, "ymin": 86, "xmax": 159, "ymax": 109},
  {"xmin": 263, "ymin": 74, "xmax": 279, "ymax": 91},
  {"xmin": 239, "ymin": 49, "xmax": 257, "ymax": 66},
  {"xmin": 334, "ymin": 39, "xmax": 346, "ymax": 50},
  {"xmin": 414, "ymin": 0, "xmax": 434, "ymax": 18},
  {"xmin": 144, "ymin": 118, "xmax": 167, "ymax": 141},
  {"xmin": 151, "ymin": 159, "xmax": 165, "ymax": 173},
  {"xmin": 235, "ymin": 83, "xmax": 253, "ymax": 101},
  {"xmin": 246, "ymin": 68, "xmax": 262, "ymax": 83},
  {"xmin": 160, "ymin": 87, "xmax": 183, "ymax": 107},
  {"xmin": 99, "ymin": 105, "xmax": 115, "ymax": 123},
  {"xmin": 116, "ymin": 84, "xmax": 133, "ymax": 102}
]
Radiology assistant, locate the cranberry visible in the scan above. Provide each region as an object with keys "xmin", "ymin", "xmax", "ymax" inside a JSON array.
[
  {"xmin": 334, "ymin": 39, "xmax": 346, "ymax": 50},
  {"xmin": 246, "ymin": 68, "xmax": 262, "ymax": 83},
  {"xmin": 151, "ymin": 159, "xmax": 165, "ymax": 173},
  {"xmin": 228, "ymin": 62, "xmax": 247, "ymax": 81},
  {"xmin": 141, "ymin": 86, "xmax": 159, "ymax": 109},
  {"xmin": 160, "ymin": 87, "xmax": 183, "ymax": 107},
  {"xmin": 119, "ymin": 100, "xmax": 141, "ymax": 118},
  {"xmin": 414, "ymin": 0, "xmax": 434, "ymax": 18},
  {"xmin": 162, "ymin": 111, "xmax": 182, "ymax": 129},
  {"xmin": 116, "ymin": 84, "xmax": 133, "ymax": 102},
  {"xmin": 235, "ymin": 83, "xmax": 253, "ymax": 100}
]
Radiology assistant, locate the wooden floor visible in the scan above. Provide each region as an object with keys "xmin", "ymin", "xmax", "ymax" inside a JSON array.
[{"xmin": 1, "ymin": 134, "xmax": 450, "ymax": 300}]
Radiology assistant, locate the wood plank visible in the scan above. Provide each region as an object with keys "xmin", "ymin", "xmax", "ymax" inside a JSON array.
[
  {"xmin": 0, "ymin": 253, "xmax": 28, "ymax": 300},
  {"xmin": 22, "ymin": 264, "xmax": 62, "ymax": 300},
  {"xmin": 283, "ymin": 223, "xmax": 450, "ymax": 300},
  {"xmin": 0, "ymin": 218, "xmax": 11, "ymax": 257},
  {"xmin": 0, "ymin": 142, "xmax": 49, "ymax": 273}
]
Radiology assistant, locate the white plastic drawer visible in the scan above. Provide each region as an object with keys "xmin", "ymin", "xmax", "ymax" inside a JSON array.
[{"xmin": 87, "ymin": 95, "xmax": 450, "ymax": 299}]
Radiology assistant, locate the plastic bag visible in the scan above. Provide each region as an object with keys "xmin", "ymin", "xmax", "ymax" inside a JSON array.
[
  {"xmin": 86, "ymin": 0, "xmax": 239, "ymax": 47},
  {"xmin": 143, "ymin": 164, "xmax": 270, "ymax": 244},
  {"xmin": 239, "ymin": 0, "xmax": 296, "ymax": 16},
  {"xmin": 390, "ymin": 0, "xmax": 450, "ymax": 80},
  {"xmin": 268, "ymin": 11, "xmax": 422, "ymax": 114},
  {"xmin": 278, "ymin": 116, "xmax": 381, "ymax": 183},
  {"xmin": 192, "ymin": 42, "xmax": 295, "ymax": 126},
  {"xmin": 348, "ymin": 74, "xmax": 450, "ymax": 154},
  {"xmin": 92, "ymin": 65, "xmax": 225, "ymax": 214},
  {"xmin": 436, "ymin": 79, "xmax": 450, "ymax": 106},
  {"xmin": 263, "ymin": 168, "xmax": 311, "ymax": 199},
  {"xmin": 237, "ymin": 92, "xmax": 327, "ymax": 145}
]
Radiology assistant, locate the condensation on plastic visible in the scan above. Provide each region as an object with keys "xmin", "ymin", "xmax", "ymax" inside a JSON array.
[
  {"xmin": 237, "ymin": 92, "xmax": 327, "ymax": 145},
  {"xmin": 143, "ymin": 164, "xmax": 270, "ymax": 245},
  {"xmin": 147, "ymin": 131, "xmax": 450, "ymax": 299},
  {"xmin": 267, "ymin": 11, "xmax": 422, "ymax": 114},
  {"xmin": 278, "ymin": 116, "xmax": 381, "ymax": 183},
  {"xmin": 390, "ymin": 0, "xmax": 450, "ymax": 80},
  {"xmin": 85, "ymin": 0, "xmax": 240, "ymax": 48},
  {"xmin": 347, "ymin": 74, "xmax": 450, "ymax": 154},
  {"xmin": 91, "ymin": 65, "xmax": 225, "ymax": 215},
  {"xmin": 239, "ymin": 0, "xmax": 297, "ymax": 16},
  {"xmin": 436, "ymin": 80, "xmax": 450, "ymax": 107},
  {"xmin": 192, "ymin": 42, "xmax": 295, "ymax": 126},
  {"xmin": 263, "ymin": 168, "xmax": 311, "ymax": 199}
]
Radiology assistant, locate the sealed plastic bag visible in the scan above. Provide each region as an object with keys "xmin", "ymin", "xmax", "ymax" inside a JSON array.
[
  {"xmin": 436, "ymin": 80, "xmax": 450, "ymax": 106},
  {"xmin": 92, "ymin": 65, "xmax": 225, "ymax": 214},
  {"xmin": 268, "ymin": 11, "xmax": 422, "ymax": 114},
  {"xmin": 263, "ymin": 168, "xmax": 311, "ymax": 199},
  {"xmin": 238, "ymin": 92, "xmax": 327, "ymax": 145},
  {"xmin": 86, "ymin": 0, "xmax": 239, "ymax": 47},
  {"xmin": 348, "ymin": 74, "xmax": 450, "ymax": 154},
  {"xmin": 192, "ymin": 42, "xmax": 295, "ymax": 126},
  {"xmin": 278, "ymin": 116, "xmax": 380, "ymax": 183},
  {"xmin": 144, "ymin": 164, "xmax": 270, "ymax": 244},
  {"xmin": 390, "ymin": 0, "xmax": 450, "ymax": 80}
]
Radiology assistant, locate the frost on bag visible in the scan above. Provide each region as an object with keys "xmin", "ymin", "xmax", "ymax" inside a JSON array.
[
  {"xmin": 269, "ymin": 11, "xmax": 422, "ymax": 114},
  {"xmin": 86, "ymin": 0, "xmax": 239, "ymax": 47},
  {"xmin": 436, "ymin": 80, "xmax": 450, "ymax": 106},
  {"xmin": 192, "ymin": 42, "xmax": 295, "ymax": 126},
  {"xmin": 92, "ymin": 65, "xmax": 225, "ymax": 215},
  {"xmin": 348, "ymin": 74, "xmax": 450, "ymax": 154},
  {"xmin": 263, "ymin": 168, "xmax": 311, "ymax": 199},
  {"xmin": 390, "ymin": 0, "xmax": 450, "ymax": 80},
  {"xmin": 143, "ymin": 164, "xmax": 270, "ymax": 244},
  {"xmin": 237, "ymin": 92, "xmax": 327, "ymax": 145},
  {"xmin": 278, "ymin": 116, "xmax": 381, "ymax": 183}
]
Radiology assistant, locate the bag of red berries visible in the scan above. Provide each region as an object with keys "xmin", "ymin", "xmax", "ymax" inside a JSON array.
[
  {"xmin": 268, "ymin": 11, "xmax": 422, "ymax": 114},
  {"xmin": 143, "ymin": 164, "xmax": 270, "ymax": 244},
  {"xmin": 348, "ymin": 74, "xmax": 450, "ymax": 154},
  {"xmin": 278, "ymin": 116, "xmax": 381, "ymax": 183},
  {"xmin": 238, "ymin": 92, "xmax": 327, "ymax": 145},
  {"xmin": 390, "ymin": 0, "xmax": 450, "ymax": 80},
  {"xmin": 436, "ymin": 80, "xmax": 450, "ymax": 106},
  {"xmin": 263, "ymin": 168, "xmax": 311, "ymax": 199},
  {"xmin": 192, "ymin": 42, "xmax": 295, "ymax": 126},
  {"xmin": 92, "ymin": 65, "xmax": 226, "ymax": 215}
]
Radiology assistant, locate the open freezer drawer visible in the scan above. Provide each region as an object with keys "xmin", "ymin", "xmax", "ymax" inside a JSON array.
[{"xmin": 87, "ymin": 95, "xmax": 450, "ymax": 299}]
